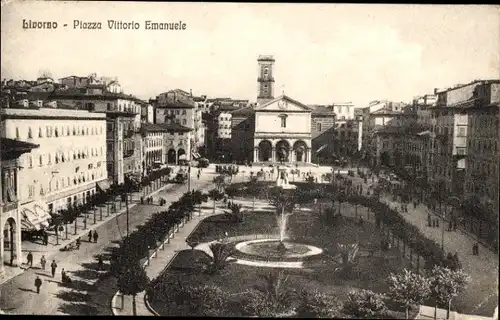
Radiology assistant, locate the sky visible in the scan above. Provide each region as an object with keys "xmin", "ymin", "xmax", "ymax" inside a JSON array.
[{"xmin": 1, "ymin": 2, "xmax": 499, "ymax": 106}]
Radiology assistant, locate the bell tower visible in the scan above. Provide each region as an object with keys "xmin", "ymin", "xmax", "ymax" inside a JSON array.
[{"xmin": 257, "ymin": 55, "xmax": 275, "ymax": 106}]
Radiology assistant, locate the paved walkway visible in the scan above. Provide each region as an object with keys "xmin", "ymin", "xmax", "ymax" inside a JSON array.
[
  {"xmin": 343, "ymin": 173, "xmax": 499, "ymax": 317},
  {"xmin": 111, "ymin": 199, "xmax": 219, "ymax": 316},
  {"xmin": 0, "ymin": 166, "xmax": 217, "ymax": 315}
]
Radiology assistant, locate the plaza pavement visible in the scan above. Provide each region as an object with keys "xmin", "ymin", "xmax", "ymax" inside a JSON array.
[{"xmin": 0, "ymin": 166, "xmax": 216, "ymax": 315}]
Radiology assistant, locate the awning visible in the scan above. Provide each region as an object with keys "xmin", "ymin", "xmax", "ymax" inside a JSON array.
[
  {"xmin": 192, "ymin": 152, "xmax": 201, "ymax": 160},
  {"xmin": 96, "ymin": 179, "xmax": 111, "ymax": 192},
  {"xmin": 21, "ymin": 200, "xmax": 51, "ymax": 231},
  {"xmin": 316, "ymin": 144, "xmax": 327, "ymax": 154}
]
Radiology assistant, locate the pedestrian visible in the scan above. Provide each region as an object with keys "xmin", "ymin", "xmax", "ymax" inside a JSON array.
[
  {"xmin": 27, "ymin": 251, "xmax": 33, "ymax": 267},
  {"xmin": 76, "ymin": 237, "xmax": 81, "ymax": 249},
  {"xmin": 61, "ymin": 268, "xmax": 66, "ymax": 281},
  {"xmin": 88, "ymin": 230, "xmax": 92, "ymax": 242},
  {"xmin": 40, "ymin": 255, "xmax": 46, "ymax": 270},
  {"xmin": 34, "ymin": 276, "xmax": 42, "ymax": 294},
  {"xmin": 93, "ymin": 230, "xmax": 99, "ymax": 243},
  {"xmin": 51, "ymin": 260, "xmax": 58, "ymax": 277},
  {"xmin": 436, "ymin": 219, "xmax": 439, "ymax": 228},
  {"xmin": 432, "ymin": 219, "xmax": 435, "ymax": 228}
]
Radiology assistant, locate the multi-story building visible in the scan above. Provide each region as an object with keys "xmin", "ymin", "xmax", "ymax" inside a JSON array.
[
  {"xmin": 0, "ymin": 101, "xmax": 108, "ymax": 231},
  {"xmin": 463, "ymin": 80, "xmax": 500, "ymax": 220},
  {"xmin": 142, "ymin": 123, "xmax": 165, "ymax": 167},
  {"xmin": 1, "ymin": 137, "xmax": 39, "ymax": 268},
  {"xmin": 140, "ymin": 100, "xmax": 154, "ymax": 124},
  {"xmin": 427, "ymin": 81, "xmax": 495, "ymax": 196},
  {"xmin": 360, "ymin": 101, "xmax": 406, "ymax": 168},
  {"xmin": 309, "ymin": 105, "xmax": 336, "ymax": 164},
  {"xmin": 49, "ymin": 88, "xmax": 142, "ymax": 185},
  {"xmin": 153, "ymin": 89, "xmax": 206, "ymax": 160}
]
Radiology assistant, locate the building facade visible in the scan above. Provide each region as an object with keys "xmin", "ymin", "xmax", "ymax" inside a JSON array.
[
  {"xmin": 254, "ymin": 95, "xmax": 312, "ymax": 163},
  {"xmin": 1, "ymin": 104, "xmax": 108, "ymax": 229},
  {"xmin": 1, "ymin": 138, "xmax": 39, "ymax": 269},
  {"xmin": 463, "ymin": 81, "xmax": 500, "ymax": 221}
]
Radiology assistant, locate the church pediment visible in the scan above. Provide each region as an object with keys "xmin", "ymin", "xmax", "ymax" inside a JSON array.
[{"xmin": 255, "ymin": 95, "xmax": 312, "ymax": 113}]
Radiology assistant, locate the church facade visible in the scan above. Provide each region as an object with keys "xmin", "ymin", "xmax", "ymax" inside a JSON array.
[
  {"xmin": 254, "ymin": 95, "xmax": 312, "ymax": 163},
  {"xmin": 230, "ymin": 55, "xmax": 334, "ymax": 164}
]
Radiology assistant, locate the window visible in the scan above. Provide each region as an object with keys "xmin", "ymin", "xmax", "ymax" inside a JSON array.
[
  {"xmin": 73, "ymin": 126, "xmax": 76, "ymax": 135},
  {"xmin": 28, "ymin": 185, "xmax": 35, "ymax": 198},
  {"xmin": 457, "ymin": 127, "xmax": 466, "ymax": 137},
  {"xmin": 317, "ymin": 122, "xmax": 322, "ymax": 132},
  {"xmin": 55, "ymin": 127, "xmax": 59, "ymax": 137},
  {"xmin": 175, "ymin": 110, "xmax": 180, "ymax": 115},
  {"xmin": 39, "ymin": 127, "xmax": 43, "ymax": 138},
  {"xmin": 182, "ymin": 110, "xmax": 187, "ymax": 115},
  {"xmin": 29, "ymin": 156, "xmax": 33, "ymax": 168},
  {"xmin": 279, "ymin": 114, "xmax": 287, "ymax": 128},
  {"xmin": 86, "ymin": 128, "xmax": 89, "ymax": 135},
  {"xmin": 15, "ymin": 127, "xmax": 20, "ymax": 139},
  {"xmin": 39, "ymin": 155, "xmax": 43, "ymax": 166},
  {"xmin": 182, "ymin": 119, "xmax": 187, "ymax": 125},
  {"xmin": 28, "ymin": 127, "xmax": 33, "ymax": 139}
]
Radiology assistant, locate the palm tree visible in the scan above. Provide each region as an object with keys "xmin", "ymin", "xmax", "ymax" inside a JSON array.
[
  {"xmin": 117, "ymin": 262, "xmax": 150, "ymax": 315},
  {"xmin": 249, "ymin": 270, "xmax": 295, "ymax": 315},
  {"xmin": 337, "ymin": 243, "xmax": 359, "ymax": 278},
  {"xmin": 227, "ymin": 202, "xmax": 243, "ymax": 222},
  {"xmin": 202, "ymin": 242, "xmax": 234, "ymax": 274}
]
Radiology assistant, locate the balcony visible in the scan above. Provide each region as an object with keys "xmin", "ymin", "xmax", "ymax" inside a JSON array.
[{"xmin": 257, "ymin": 77, "xmax": 275, "ymax": 82}]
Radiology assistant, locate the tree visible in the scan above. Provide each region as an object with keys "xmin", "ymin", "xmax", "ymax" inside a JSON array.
[
  {"xmin": 387, "ymin": 269, "xmax": 432, "ymax": 319},
  {"xmin": 200, "ymin": 242, "xmax": 234, "ymax": 274},
  {"xmin": 227, "ymin": 202, "xmax": 243, "ymax": 222},
  {"xmin": 337, "ymin": 243, "xmax": 359, "ymax": 267},
  {"xmin": 295, "ymin": 289, "xmax": 342, "ymax": 318},
  {"xmin": 429, "ymin": 266, "xmax": 471, "ymax": 320},
  {"xmin": 191, "ymin": 190, "xmax": 208, "ymax": 216},
  {"xmin": 246, "ymin": 176, "xmax": 260, "ymax": 214},
  {"xmin": 268, "ymin": 186, "xmax": 297, "ymax": 217},
  {"xmin": 117, "ymin": 261, "xmax": 150, "ymax": 316},
  {"xmin": 207, "ymin": 189, "xmax": 224, "ymax": 215},
  {"xmin": 343, "ymin": 289, "xmax": 387, "ymax": 319},
  {"xmin": 212, "ymin": 174, "xmax": 227, "ymax": 193}
]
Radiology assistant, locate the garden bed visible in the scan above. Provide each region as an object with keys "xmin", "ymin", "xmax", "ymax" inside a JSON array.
[{"xmin": 148, "ymin": 201, "xmax": 416, "ymax": 318}]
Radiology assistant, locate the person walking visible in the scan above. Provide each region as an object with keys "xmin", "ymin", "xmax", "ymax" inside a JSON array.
[
  {"xmin": 88, "ymin": 230, "xmax": 92, "ymax": 242},
  {"xmin": 34, "ymin": 276, "xmax": 42, "ymax": 294},
  {"xmin": 76, "ymin": 237, "xmax": 81, "ymax": 249},
  {"xmin": 93, "ymin": 230, "xmax": 99, "ymax": 243},
  {"xmin": 27, "ymin": 251, "xmax": 33, "ymax": 267},
  {"xmin": 43, "ymin": 232, "xmax": 49, "ymax": 246},
  {"xmin": 50, "ymin": 260, "xmax": 58, "ymax": 277},
  {"xmin": 97, "ymin": 255, "xmax": 103, "ymax": 271},
  {"xmin": 61, "ymin": 268, "xmax": 66, "ymax": 281},
  {"xmin": 40, "ymin": 255, "xmax": 46, "ymax": 270}
]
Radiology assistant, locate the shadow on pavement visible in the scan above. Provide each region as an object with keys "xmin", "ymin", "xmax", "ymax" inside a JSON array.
[
  {"xmin": 35, "ymin": 272, "xmax": 53, "ymax": 278},
  {"xmin": 57, "ymin": 301, "xmax": 100, "ymax": 315},
  {"xmin": 18, "ymin": 287, "xmax": 36, "ymax": 293},
  {"xmin": 55, "ymin": 290, "xmax": 91, "ymax": 303}
]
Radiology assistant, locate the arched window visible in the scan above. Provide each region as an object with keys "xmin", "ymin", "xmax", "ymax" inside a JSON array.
[
  {"xmin": 48, "ymin": 153, "xmax": 52, "ymax": 164},
  {"xmin": 55, "ymin": 127, "xmax": 59, "ymax": 137},
  {"xmin": 39, "ymin": 127, "xmax": 43, "ymax": 138},
  {"xmin": 73, "ymin": 126, "xmax": 76, "ymax": 135},
  {"xmin": 28, "ymin": 127, "xmax": 33, "ymax": 139},
  {"xmin": 67, "ymin": 126, "xmax": 70, "ymax": 136},
  {"xmin": 39, "ymin": 155, "xmax": 43, "ymax": 166},
  {"xmin": 55, "ymin": 154, "xmax": 59, "ymax": 164},
  {"xmin": 15, "ymin": 127, "xmax": 20, "ymax": 139}
]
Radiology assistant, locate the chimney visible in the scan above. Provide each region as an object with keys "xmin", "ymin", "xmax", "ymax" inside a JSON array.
[{"xmin": 434, "ymin": 88, "xmax": 438, "ymax": 94}]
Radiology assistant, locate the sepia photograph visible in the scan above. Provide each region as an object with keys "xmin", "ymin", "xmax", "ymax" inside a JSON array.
[{"xmin": 0, "ymin": 1, "xmax": 499, "ymax": 318}]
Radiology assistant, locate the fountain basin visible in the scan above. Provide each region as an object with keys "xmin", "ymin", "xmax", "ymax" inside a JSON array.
[{"xmin": 234, "ymin": 238, "xmax": 323, "ymax": 260}]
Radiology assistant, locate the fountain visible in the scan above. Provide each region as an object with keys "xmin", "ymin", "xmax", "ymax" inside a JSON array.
[{"xmin": 231, "ymin": 183, "xmax": 322, "ymax": 265}]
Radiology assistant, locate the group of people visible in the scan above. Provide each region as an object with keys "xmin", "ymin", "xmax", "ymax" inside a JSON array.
[{"xmin": 34, "ymin": 261, "xmax": 69, "ymax": 294}]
